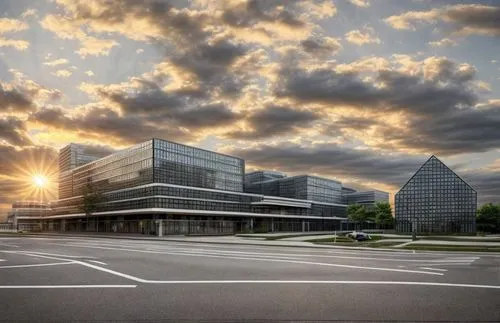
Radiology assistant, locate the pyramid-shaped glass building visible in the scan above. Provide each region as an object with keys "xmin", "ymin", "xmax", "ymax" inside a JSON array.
[{"xmin": 395, "ymin": 156, "xmax": 477, "ymax": 234}]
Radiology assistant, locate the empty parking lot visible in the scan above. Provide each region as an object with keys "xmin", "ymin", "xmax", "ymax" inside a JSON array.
[{"xmin": 0, "ymin": 235, "xmax": 499, "ymax": 322}]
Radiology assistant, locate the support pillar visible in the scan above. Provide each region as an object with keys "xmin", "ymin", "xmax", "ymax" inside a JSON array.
[
  {"xmin": 302, "ymin": 220, "xmax": 305, "ymax": 232},
  {"xmin": 157, "ymin": 219, "xmax": 163, "ymax": 237},
  {"xmin": 61, "ymin": 219, "xmax": 66, "ymax": 232},
  {"xmin": 250, "ymin": 218, "xmax": 254, "ymax": 232}
]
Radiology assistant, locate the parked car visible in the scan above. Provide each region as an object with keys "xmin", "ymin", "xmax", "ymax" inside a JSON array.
[{"xmin": 347, "ymin": 231, "xmax": 371, "ymax": 241}]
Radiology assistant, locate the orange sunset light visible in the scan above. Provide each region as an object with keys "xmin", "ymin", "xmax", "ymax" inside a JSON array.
[{"xmin": 11, "ymin": 150, "xmax": 58, "ymax": 202}]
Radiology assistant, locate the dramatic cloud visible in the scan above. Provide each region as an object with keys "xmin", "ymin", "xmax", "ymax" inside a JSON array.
[
  {"xmin": 227, "ymin": 105, "xmax": 321, "ymax": 139},
  {"xmin": 274, "ymin": 55, "xmax": 500, "ymax": 154},
  {"xmin": 30, "ymin": 106, "xmax": 192, "ymax": 146},
  {"xmin": 0, "ymin": 117, "xmax": 33, "ymax": 146},
  {"xmin": 385, "ymin": 5, "xmax": 500, "ymax": 37},
  {"xmin": 345, "ymin": 27, "xmax": 380, "ymax": 45},
  {"xmin": 227, "ymin": 141, "xmax": 426, "ymax": 187},
  {"xmin": 0, "ymin": 83, "xmax": 33, "ymax": 112},
  {"xmin": 301, "ymin": 36, "xmax": 342, "ymax": 57}
]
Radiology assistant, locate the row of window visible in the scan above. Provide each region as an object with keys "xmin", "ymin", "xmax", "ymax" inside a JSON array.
[
  {"xmin": 153, "ymin": 139, "xmax": 242, "ymax": 167},
  {"xmin": 155, "ymin": 150, "xmax": 242, "ymax": 173}
]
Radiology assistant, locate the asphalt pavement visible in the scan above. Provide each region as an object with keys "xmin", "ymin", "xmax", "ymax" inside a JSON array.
[{"xmin": 0, "ymin": 235, "xmax": 499, "ymax": 322}]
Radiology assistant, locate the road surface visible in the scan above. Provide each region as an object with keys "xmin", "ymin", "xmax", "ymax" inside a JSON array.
[{"xmin": 0, "ymin": 235, "xmax": 499, "ymax": 322}]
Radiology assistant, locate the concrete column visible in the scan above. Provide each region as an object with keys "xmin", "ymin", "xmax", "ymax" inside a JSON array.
[
  {"xmin": 61, "ymin": 219, "xmax": 66, "ymax": 232},
  {"xmin": 157, "ymin": 220, "xmax": 163, "ymax": 237},
  {"xmin": 250, "ymin": 218, "xmax": 254, "ymax": 232},
  {"xmin": 302, "ymin": 220, "xmax": 305, "ymax": 232},
  {"xmin": 271, "ymin": 218, "xmax": 274, "ymax": 233}
]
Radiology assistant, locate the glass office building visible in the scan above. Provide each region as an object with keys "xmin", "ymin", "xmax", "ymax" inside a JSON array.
[
  {"xmin": 245, "ymin": 172, "xmax": 343, "ymax": 203},
  {"xmin": 49, "ymin": 139, "xmax": 354, "ymax": 232},
  {"xmin": 343, "ymin": 190, "xmax": 390, "ymax": 210},
  {"xmin": 7, "ymin": 201, "xmax": 51, "ymax": 226},
  {"xmin": 395, "ymin": 155, "xmax": 477, "ymax": 234},
  {"xmin": 59, "ymin": 143, "xmax": 116, "ymax": 199}
]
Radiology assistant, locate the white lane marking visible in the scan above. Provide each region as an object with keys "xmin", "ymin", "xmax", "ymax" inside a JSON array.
[
  {"xmin": 61, "ymin": 242, "xmax": 471, "ymax": 263},
  {"xmin": 51, "ymin": 240, "xmax": 422, "ymax": 256},
  {"xmin": 55, "ymin": 244, "xmax": 444, "ymax": 276},
  {"xmin": 22, "ymin": 251, "xmax": 96, "ymax": 259},
  {"xmin": 417, "ymin": 263, "xmax": 472, "ymax": 267},
  {"xmin": 0, "ymin": 262, "xmax": 75, "ymax": 269},
  {"xmin": 126, "ymin": 280, "xmax": 500, "ymax": 289},
  {"xmin": 8, "ymin": 252, "xmax": 147, "ymax": 283},
  {"xmin": 1, "ymin": 250, "xmax": 496, "ymax": 290},
  {"xmin": 88, "ymin": 260, "xmax": 107, "ymax": 265},
  {"xmin": 0, "ymin": 259, "xmax": 5, "ymax": 262},
  {"xmin": 0, "ymin": 285, "xmax": 136, "ymax": 289},
  {"xmin": 419, "ymin": 267, "xmax": 448, "ymax": 272},
  {"xmin": 0, "ymin": 243, "xmax": 19, "ymax": 248}
]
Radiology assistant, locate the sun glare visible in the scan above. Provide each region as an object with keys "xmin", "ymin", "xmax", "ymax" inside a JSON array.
[
  {"xmin": 11, "ymin": 149, "xmax": 58, "ymax": 202},
  {"xmin": 33, "ymin": 175, "xmax": 48, "ymax": 188}
]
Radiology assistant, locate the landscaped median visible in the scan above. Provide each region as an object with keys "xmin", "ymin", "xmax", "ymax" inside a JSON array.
[{"xmin": 304, "ymin": 235, "xmax": 410, "ymax": 248}]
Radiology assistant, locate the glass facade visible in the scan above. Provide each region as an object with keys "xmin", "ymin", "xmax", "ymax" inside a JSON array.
[
  {"xmin": 153, "ymin": 138, "xmax": 244, "ymax": 192},
  {"xmin": 58, "ymin": 143, "xmax": 111, "ymax": 199},
  {"xmin": 343, "ymin": 190, "xmax": 390, "ymax": 210},
  {"xmin": 395, "ymin": 156, "xmax": 477, "ymax": 234},
  {"xmin": 52, "ymin": 139, "xmax": 348, "ymax": 223},
  {"xmin": 245, "ymin": 174, "xmax": 343, "ymax": 204}
]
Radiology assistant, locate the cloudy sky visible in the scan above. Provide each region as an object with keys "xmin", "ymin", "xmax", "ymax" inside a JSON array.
[{"xmin": 1, "ymin": 0, "xmax": 500, "ymax": 214}]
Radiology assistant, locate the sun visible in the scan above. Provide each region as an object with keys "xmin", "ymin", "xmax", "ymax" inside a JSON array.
[
  {"xmin": 32, "ymin": 175, "xmax": 48, "ymax": 189},
  {"xmin": 10, "ymin": 148, "xmax": 58, "ymax": 202}
]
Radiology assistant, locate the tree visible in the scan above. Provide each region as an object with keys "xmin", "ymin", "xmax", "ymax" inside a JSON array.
[
  {"xmin": 79, "ymin": 182, "xmax": 104, "ymax": 217},
  {"xmin": 347, "ymin": 204, "xmax": 367, "ymax": 230},
  {"xmin": 477, "ymin": 203, "xmax": 500, "ymax": 233},
  {"xmin": 374, "ymin": 201, "xmax": 394, "ymax": 229}
]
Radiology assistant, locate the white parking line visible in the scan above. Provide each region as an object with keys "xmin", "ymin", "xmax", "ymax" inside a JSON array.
[
  {"xmin": 419, "ymin": 267, "xmax": 448, "ymax": 272},
  {"xmin": 22, "ymin": 251, "xmax": 96, "ymax": 259},
  {"xmin": 126, "ymin": 280, "xmax": 500, "ymax": 289},
  {"xmin": 58, "ymin": 241, "xmax": 483, "ymax": 264},
  {"xmin": 88, "ymin": 260, "xmax": 107, "ymax": 265},
  {"xmin": 417, "ymin": 263, "xmax": 472, "ymax": 267},
  {"xmin": 0, "ymin": 285, "xmax": 136, "ymax": 289},
  {"xmin": 10, "ymin": 252, "xmax": 148, "ymax": 283},
  {"xmin": 55, "ymin": 243, "xmax": 444, "ymax": 276},
  {"xmin": 0, "ymin": 243, "xmax": 19, "ymax": 248},
  {"xmin": 0, "ymin": 262, "xmax": 75, "ymax": 269}
]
